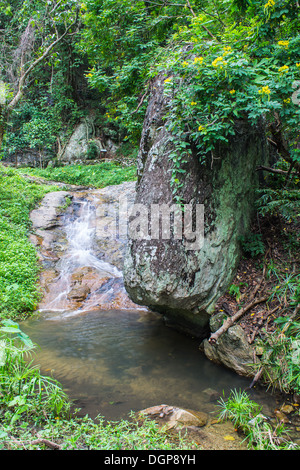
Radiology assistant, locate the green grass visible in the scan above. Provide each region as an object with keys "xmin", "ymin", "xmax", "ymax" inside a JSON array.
[
  {"xmin": 0, "ymin": 164, "xmax": 60, "ymax": 319},
  {"xmin": 218, "ymin": 389, "xmax": 299, "ymax": 450},
  {"xmin": 18, "ymin": 161, "xmax": 137, "ymax": 188}
]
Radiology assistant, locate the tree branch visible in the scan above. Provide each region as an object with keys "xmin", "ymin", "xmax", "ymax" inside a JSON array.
[
  {"xmin": 208, "ymin": 295, "xmax": 269, "ymax": 345},
  {"xmin": 7, "ymin": 9, "xmax": 79, "ymax": 114},
  {"xmin": 268, "ymin": 116, "xmax": 300, "ymax": 174},
  {"xmin": 256, "ymin": 165, "xmax": 289, "ymax": 176},
  {"xmin": 185, "ymin": 0, "xmax": 219, "ymax": 41}
]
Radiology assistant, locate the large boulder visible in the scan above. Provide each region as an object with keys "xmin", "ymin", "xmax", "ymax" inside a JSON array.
[
  {"xmin": 202, "ymin": 313, "xmax": 255, "ymax": 377},
  {"xmin": 123, "ymin": 75, "xmax": 268, "ymax": 338}
]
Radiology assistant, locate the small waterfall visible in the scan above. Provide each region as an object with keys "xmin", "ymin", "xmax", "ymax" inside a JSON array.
[
  {"xmin": 38, "ymin": 195, "xmax": 138, "ymax": 316},
  {"xmin": 62, "ymin": 199, "xmax": 121, "ymax": 276}
]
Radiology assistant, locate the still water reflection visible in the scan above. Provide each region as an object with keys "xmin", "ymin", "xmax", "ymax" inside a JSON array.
[{"xmin": 21, "ymin": 308, "xmax": 276, "ymax": 421}]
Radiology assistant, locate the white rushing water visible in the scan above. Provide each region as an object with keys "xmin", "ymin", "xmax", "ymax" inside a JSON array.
[{"xmin": 40, "ymin": 198, "xmax": 123, "ymax": 315}]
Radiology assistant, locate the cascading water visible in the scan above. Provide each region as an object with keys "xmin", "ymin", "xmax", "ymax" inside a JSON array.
[{"xmin": 38, "ymin": 194, "xmax": 137, "ymax": 316}]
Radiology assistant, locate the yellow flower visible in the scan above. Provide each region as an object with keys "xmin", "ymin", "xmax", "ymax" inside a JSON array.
[
  {"xmin": 193, "ymin": 56, "xmax": 204, "ymax": 65},
  {"xmin": 264, "ymin": 0, "xmax": 275, "ymax": 8},
  {"xmin": 212, "ymin": 57, "xmax": 227, "ymax": 68},
  {"xmin": 182, "ymin": 61, "xmax": 189, "ymax": 67},
  {"xmin": 258, "ymin": 85, "xmax": 271, "ymax": 95},
  {"xmin": 296, "ymin": 63, "xmax": 300, "ymax": 68},
  {"xmin": 223, "ymin": 46, "xmax": 232, "ymax": 56},
  {"xmin": 190, "ymin": 101, "xmax": 197, "ymax": 106},
  {"xmin": 164, "ymin": 77, "xmax": 172, "ymax": 83},
  {"xmin": 283, "ymin": 98, "xmax": 291, "ymax": 104},
  {"xmin": 278, "ymin": 65, "xmax": 289, "ymax": 74},
  {"xmin": 198, "ymin": 125, "xmax": 205, "ymax": 131},
  {"xmin": 85, "ymin": 73, "xmax": 93, "ymax": 78},
  {"xmin": 229, "ymin": 89, "xmax": 236, "ymax": 94},
  {"xmin": 278, "ymin": 40, "xmax": 289, "ymax": 49}
]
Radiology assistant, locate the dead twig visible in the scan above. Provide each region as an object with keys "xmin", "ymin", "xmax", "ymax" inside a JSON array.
[
  {"xmin": 131, "ymin": 84, "xmax": 150, "ymax": 114},
  {"xmin": 248, "ymin": 367, "xmax": 263, "ymax": 389},
  {"xmin": 208, "ymin": 295, "xmax": 269, "ymax": 344},
  {"xmin": 185, "ymin": 0, "xmax": 219, "ymax": 42},
  {"xmin": 6, "ymin": 435, "xmax": 62, "ymax": 450},
  {"xmin": 209, "ymin": 256, "xmax": 269, "ymax": 344},
  {"xmin": 290, "ymin": 303, "xmax": 300, "ymax": 321},
  {"xmin": 30, "ymin": 438, "xmax": 62, "ymax": 450}
]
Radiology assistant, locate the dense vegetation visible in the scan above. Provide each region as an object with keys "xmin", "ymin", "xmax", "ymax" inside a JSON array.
[
  {"xmin": 0, "ymin": 0, "xmax": 299, "ymax": 451},
  {"xmin": 0, "ymin": 165, "xmax": 59, "ymax": 318},
  {"xmin": 18, "ymin": 160, "xmax": 137, "ymax": 187}
]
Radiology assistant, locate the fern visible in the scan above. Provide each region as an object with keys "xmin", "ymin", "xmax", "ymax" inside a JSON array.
[{"xmin": 256, "ymin": 188, "xmax": 300, "ymax": 221}]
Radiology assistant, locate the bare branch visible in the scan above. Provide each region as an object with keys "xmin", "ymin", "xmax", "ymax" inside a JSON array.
[{"xmin": 7, "ymin": 8, "xmax": 79, "ymax": 113}]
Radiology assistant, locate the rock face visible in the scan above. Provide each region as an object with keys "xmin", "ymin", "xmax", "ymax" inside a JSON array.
[
  {"xmin": 123, "ymin": 74, "xmax": 268, "ymax": 338},
  {"xmin": 202, "ymin": 313, "xmax": 255, "ymax": 377},
  {"xmin": 60, "ymin": 120, "xmax": 94, "ymax": 163},
  {"xmin": 59, "ymin": 118, "xmax": 107, "ymax": 164},
  {"xmin": 30, "ymin": 191, "xmax": 71, "ymax": 230}
]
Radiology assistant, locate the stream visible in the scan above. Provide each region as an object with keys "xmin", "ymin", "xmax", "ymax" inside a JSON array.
[{"xmin": 21, "ymin": 183, "xmax": 289, "ymax": 424}]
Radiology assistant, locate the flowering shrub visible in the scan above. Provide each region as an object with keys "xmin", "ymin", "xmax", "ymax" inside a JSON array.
[{"xmin": 158, "ymin": 4, "xmax": 300, "ymax": 192}]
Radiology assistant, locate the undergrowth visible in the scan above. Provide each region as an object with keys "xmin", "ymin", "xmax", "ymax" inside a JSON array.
[
  {"xmin": 0, "ymin": 164, "xmax": 59, "ymax": 319},
  {"xmin": 17, "ymin": 161, "xmax": 137, "ymax": 188},
  {"xmin": 218, "ymin": 389, "xmax": 299, "ymax": 450}
]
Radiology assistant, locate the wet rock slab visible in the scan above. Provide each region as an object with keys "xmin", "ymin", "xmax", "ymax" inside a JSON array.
[{"xmin": 30, "ymin": 191, "xmax": 72, "ymax": 230}]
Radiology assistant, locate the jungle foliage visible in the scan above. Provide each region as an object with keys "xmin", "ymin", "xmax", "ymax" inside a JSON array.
[{"xmin": 0, "ymin": 0, "xmax": 299, "ymax": 216}]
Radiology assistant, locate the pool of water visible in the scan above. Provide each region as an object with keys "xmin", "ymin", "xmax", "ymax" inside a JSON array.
[{"xmin": 21, "ymin": 308, "xmax": 278, "ymax": 421}]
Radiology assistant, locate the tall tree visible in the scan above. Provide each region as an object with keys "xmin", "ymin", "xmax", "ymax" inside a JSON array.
[{"xmin": 0, "ymin": 0, "xmax": 80, "ymax": 149}]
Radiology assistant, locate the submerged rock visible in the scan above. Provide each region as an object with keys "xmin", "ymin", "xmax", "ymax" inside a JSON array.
[{"xmin": 123, "ymin": 74, "xmax": 268, "ymax": 338}]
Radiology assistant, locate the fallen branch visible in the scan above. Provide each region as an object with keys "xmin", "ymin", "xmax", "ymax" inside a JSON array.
[
  {"xmin": 7, "ymin": 436, "xmax": 62, "ymax": 450},
  {"xmin": 208, "ymin": 295, "xmax": 269, "ymax": 345},
  {"xmin": 249, "ymin": 305, "xmax": 280, "ymax": 344},
  {"xmin": 290, "ymin": 303, "xmax": 300, "ymax": 321},
  {"xmin": 248, "ymin": 367, "xmax": 263, "ymax": 389},
  {"xmin": 30, "ymin": 438, "xmax": 62, "ymax": 450}
]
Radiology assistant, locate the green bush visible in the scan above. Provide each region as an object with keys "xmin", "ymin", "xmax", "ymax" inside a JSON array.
[
  {"xmin": 256, "ymin": 316, "xmax": 300, "ymax": 394},
  {"xmin": 0, "ymin": 164, "xmax": 59, "ymax": 318},
  {"xmin": 0, "ymin": 320, "xmax": 70, "ymax": 425}
]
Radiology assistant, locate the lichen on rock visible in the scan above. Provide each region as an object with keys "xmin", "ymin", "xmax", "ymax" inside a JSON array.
[{"xmin": 123, "ymin": 74, "xmax": 269, "ymax": 340}]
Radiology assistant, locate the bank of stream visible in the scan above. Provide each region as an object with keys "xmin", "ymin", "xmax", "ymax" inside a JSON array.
[{"xmin": 21, "ymin": 182, "xmax": 299, "ymax": 447}]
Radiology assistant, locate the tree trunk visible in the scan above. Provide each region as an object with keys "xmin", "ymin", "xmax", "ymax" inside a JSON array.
[{"xmin": 0, "ymin": 122, "xmax": 5, "ymax": 151}]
